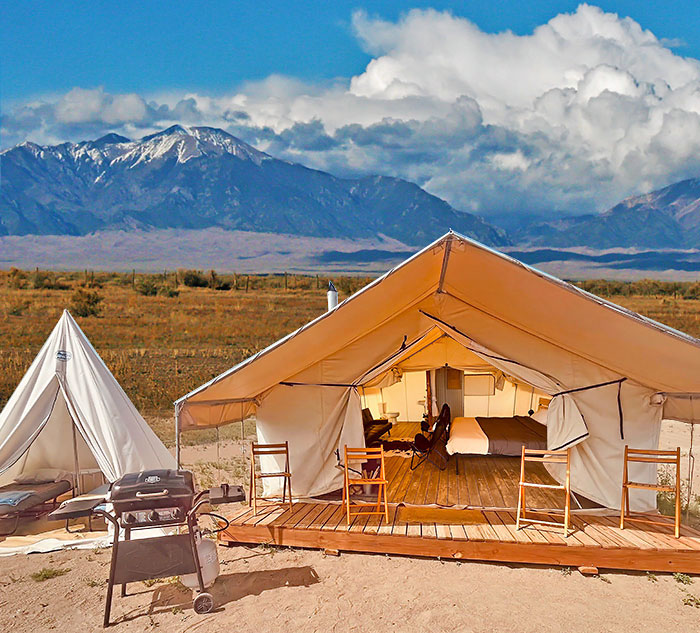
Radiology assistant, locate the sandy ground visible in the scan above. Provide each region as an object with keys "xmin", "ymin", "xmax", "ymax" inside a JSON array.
[{"xmin": 2, "ymin": 542, "xmax": 700, "ymax": 632}]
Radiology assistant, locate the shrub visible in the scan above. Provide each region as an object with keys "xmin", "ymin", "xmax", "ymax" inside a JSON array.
[
  {"xmin": 135, "ymin": 278, "xmax": 160, "ymax": 296},
  {"xmin": 31, "ymin": 567, "xmax": 70, "ymax": 582},
  {"xmin": 7, "ymin": 267, "xmax": 27, "ymax": 289},
  {"xmin": 70, "ymin": 288, "xmax": 103, "ymax": 317},
  {"xmin": 158, "ymin": 286, "xmax": 180, "ymax": 298},
  {"xmin": 683, "ymin": 283, "xmax": 700, "ymax": 300},
  {"xmin": 207, "ymin": 270, "xmax": 231, "ymax": 291},
  {"xmin": 181, "ymin": 270, "xmax": 208, "ymax": 288}
]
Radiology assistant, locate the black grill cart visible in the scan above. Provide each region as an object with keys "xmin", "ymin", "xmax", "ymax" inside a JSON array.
[{"xmin": 49, "ymin": 470, "xmax": 244, "ymax": 627}]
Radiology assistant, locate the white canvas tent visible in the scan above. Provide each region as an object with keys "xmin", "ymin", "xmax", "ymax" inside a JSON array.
[
  {"xmin": 175, "ymin": 232, "xmax": 700, "ymax": 512},
  {"xmin": 0, "ymin": 310, "xmax": 175, "ymax": 489}
]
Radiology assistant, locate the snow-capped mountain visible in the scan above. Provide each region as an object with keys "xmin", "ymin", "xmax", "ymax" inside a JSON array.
[
  {"xmin": 0, "ymin": 125, "xmax": 506, "ymax": 247},
  {"xmin": 516, "ymin": 178, "xmax": 700, "ymax": 249}
]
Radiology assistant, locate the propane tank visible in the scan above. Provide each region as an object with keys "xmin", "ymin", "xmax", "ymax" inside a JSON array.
[
  {"xmin": 327, "ymin": 280, "xmax": 338, "ymax": 311},
  {"xmin": 181, "ymin": 535, "xmax": 220, "ymax": 590}
]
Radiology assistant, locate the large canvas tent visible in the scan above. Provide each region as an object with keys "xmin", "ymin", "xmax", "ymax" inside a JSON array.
[
  {"xmin": 0, "ymin": 310, "xmax": 175, "ymax": 489},
  {"xmin": 176, "ymin": 232, "xmax": 700, "ymax": 512}
]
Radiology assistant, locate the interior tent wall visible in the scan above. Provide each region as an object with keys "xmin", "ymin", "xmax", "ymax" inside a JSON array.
[
  {"xmin": 0, "ymin": 390, "xmax": 99, "ymax": 486},
  {"xmin": 435, "ymin": 367, "xmax": 464, "ymax": 418},
  {"xmin": 363, "ymin": 371, "xmax": 429, "ymax": 422}
]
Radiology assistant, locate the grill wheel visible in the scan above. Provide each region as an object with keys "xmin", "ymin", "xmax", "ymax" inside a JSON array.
[{"xmin": 193, "ymin": 592, "xmax": 214, "ymax": 614}]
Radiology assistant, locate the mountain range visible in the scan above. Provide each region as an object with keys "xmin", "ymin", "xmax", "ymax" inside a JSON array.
[
  {"xmin": 0, "ymin": 125, "xmax": 504, "ymax": 247},
  {"xmin": 2, "ymin": 125, "xmax": 700, "ymax": 252},
  {"xmin": 511, "ymin": 179, "xmax": 700, "ymax": 249}
]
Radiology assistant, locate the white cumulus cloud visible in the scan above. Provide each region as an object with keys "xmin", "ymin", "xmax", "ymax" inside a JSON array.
[{"xmin": 4, "ymin": 4, "xmax": 700, "ymax": 220}]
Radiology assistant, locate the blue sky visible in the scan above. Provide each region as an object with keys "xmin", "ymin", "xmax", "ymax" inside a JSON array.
[
  {"xmin": 3, "ymin": 1, "xmax": 699, "ymax": 103},
  {"xmin": 3, "ymin": 2, "xmax": 700, "ymax": 219}
]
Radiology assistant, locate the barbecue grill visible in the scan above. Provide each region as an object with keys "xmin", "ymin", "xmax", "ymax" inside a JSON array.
[
  {"xmin": 111, "ymin": 469, "xmax": 195, "ymax": 527},
  {"xmin": 49, "ymin": 469, "xmax": 245, "ymax": 627}
]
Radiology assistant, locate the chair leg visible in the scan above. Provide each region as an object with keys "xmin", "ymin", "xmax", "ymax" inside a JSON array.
[
  {"xmin": 620, "ymin": 484, "xmax": 626, "ymax": 530},
  {"xmin": 343, "ymin": 472, "xmax": 351, "ymax": 525},
  {"xmin": 382, "ymin": 484, "xmax": 389, "ymax": 522},
  {"xmin": 516, "ymin": 447, "xmax": 525, "ymax": 530},
  {"xmin": 675, "ymin": 452, "xmax": 681, "ymax": 538},
  {"xmin": 410, "ymin": 450, "xmax": 426, "ymax": 471},
  {"xmin": 287, "ymin": 474, "xmax": 293, "ymax": 512}
]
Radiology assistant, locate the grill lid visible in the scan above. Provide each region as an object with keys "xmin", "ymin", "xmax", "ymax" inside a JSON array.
[{"xmin": 110, "ymin": 469, "xmax": 195, "ymax": 506}]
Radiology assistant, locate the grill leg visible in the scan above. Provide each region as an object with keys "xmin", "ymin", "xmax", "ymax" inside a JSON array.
[
  {"xmin": 189, "ymin": 515, "xmax": 207, "ymax": 593},
  {"xmin": 121, "ymin": 528, "xmax": 131, "ymax": 597},
  {"xmin": 104, "ymin": 520, "xmax": 120, "ymax": 627}
]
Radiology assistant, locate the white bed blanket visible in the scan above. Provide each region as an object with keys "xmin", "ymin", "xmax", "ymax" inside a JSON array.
[{"xmin": 446, "ymin": 417, "xmax": 489, "ymax": 455}]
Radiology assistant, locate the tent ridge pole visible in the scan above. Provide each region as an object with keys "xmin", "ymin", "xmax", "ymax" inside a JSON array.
[{"xmin": 437, "ymin": 238, "xmax": 452, "ymax": 293}]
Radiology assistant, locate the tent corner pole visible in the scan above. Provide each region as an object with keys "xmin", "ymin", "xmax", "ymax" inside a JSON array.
[{"xmin": 175, "ymin": 404, "xmax": 181, "ymax": 469}]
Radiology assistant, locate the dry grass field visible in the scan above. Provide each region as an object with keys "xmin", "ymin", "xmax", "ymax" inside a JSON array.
[{"xmin": 2, "ymin": 269, "xmax": 700, "ymax": 447}]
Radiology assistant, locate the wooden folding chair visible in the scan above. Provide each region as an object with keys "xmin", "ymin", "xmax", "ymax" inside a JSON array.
[
  {"xmin": 342, "ymin": 446, "xmax": 389, "ymax": 524},
  {"xmin": 516, "ymin": 447, "xmax": 572, "ymax": 537},
  {"xmin": 620, "ymin": 446, "xmax": 681, "ymax": 538},
  {"xmin": 249, "ymin": 441, "xmax": 293, "ymax": 515}
]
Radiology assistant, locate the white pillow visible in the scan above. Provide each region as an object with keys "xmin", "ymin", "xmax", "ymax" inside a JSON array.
[
  {"xmin": 15, "ymin": 468, "xmax": 70, "ymax": 484},
  {"xmin": 531, "ymin": 408, "xmax": 548, "ymax": 425}
]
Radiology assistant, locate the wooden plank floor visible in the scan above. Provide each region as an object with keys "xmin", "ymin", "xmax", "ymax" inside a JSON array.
[
  {"xmin": 222, "ymin": 425, "xmax": 700, "ymax": 572},
  {"xmin": 220, "ymin": 500, "xmax": 700, "ymax": 573}
]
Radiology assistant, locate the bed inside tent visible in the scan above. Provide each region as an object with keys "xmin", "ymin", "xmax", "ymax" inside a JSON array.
[
  {"xmin": 351, "ymin": 327, "xmax": 596, "ymax": 512},
  {"xmin": 361, "ymin": 332, "xmax": 552, "ymax": 452}
]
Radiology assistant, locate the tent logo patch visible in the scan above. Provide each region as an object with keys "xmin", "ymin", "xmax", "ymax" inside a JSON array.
[{"xmin": 56, "ymin": 350, "xmax": 72, "ymax": 362}]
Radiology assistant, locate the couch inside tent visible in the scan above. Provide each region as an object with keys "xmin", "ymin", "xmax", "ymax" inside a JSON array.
[{"xmin": 175, "ymin": 232, "xmax": 700, "ymax": 513}]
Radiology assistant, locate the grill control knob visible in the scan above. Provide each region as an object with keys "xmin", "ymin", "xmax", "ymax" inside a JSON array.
[
  {"xmin": 148, "ymin": 510, "xmax": 160, "ymax": 522},
  {"xmin": 172, "ymin": 507, "xmax": 183, "ymax": 520},
  {"xmin": 123, "ymin": 513, "xmax": 135, "ymax": 524}
]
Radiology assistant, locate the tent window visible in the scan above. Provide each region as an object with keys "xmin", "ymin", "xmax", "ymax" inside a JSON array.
[{"xmin": 446, "ymin": 368, "xmax": 463, "ymax": 390}]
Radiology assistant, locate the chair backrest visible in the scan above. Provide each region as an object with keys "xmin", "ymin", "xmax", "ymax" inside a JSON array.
[
  {"xmin": 251, "ymin": 442, "xmax": 291, "ymax": 472},
  {"xmin": 522, "ymin": 447, "xmax": 569, "ymax": 464},
  {"xmin": 624, "ymin": 446, "xmax": 680, "ymax": 466},
  {"xmin": 251, "ymin": 441, "xmax": 290, "ymax": 457},
  {"xmin": 429, "ymin": 404, "xmax": 451, "ymax": 448},
  {"xmin": 344, "ymin": 446, "xmax": 386, "ymax": 476}
]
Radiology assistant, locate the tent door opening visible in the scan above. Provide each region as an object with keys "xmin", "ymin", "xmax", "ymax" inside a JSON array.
[{"xmin": 435, "ymin": 367, "xmax": 464, "ymax": 418}]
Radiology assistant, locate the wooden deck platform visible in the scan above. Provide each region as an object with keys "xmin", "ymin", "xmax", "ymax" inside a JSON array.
[{"xmin": 220, "ymin": 430, "xmax": 700, "ymax": 573}]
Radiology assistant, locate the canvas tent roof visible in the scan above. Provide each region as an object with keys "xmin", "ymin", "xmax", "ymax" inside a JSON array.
[
  {"xmin": 177, "ymin": 232, "xmax": 700, "ymax": 426},
  {"xmin": 0, "ymin": 310, "xmax": 175, "ymax": 487},
  {"xmin": 175, "ymin": 232, "xmax": 700, "ymax": 509}
]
